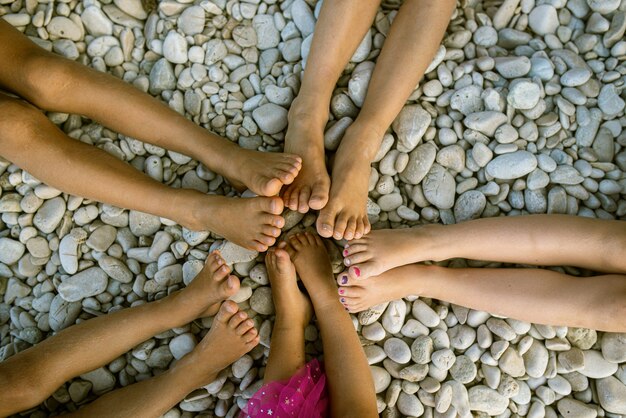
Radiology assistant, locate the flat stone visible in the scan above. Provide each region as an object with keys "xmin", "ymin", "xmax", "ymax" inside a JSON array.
[
  {"xmin": 454, "ymin": 191, "xmax": 486, "ymax": 222},
  {"xmin": 58, "ymin": 267, "xmax": 108, "ymax": 302},
  {"xmin": 601, "ymin": 332, "xmax": 626, "ymax": 363},
  {"xmin": 557, "ymin": 398, "xmax": 597, "ymax": 418},
  {"xmin": 129, "ymin": 210, "xmax": 161, "ymax": 236},
  {"xmin": 49, "ymin": 294, "xmax": 82, "ymax": 331},
  {"xmin": 596, "ymin": 376, "xmax": 626, "ymax": 414},
  {"xmin": 528, "ymin": 5, "xmax": 559, "ymax": 35},
  {"xmin": 178, "ymin": 6, "xmax": 205, "ymax": 36},
  {"xmin": 0, "ymin": 238, "xmax": 25, "ymax": 265},
  {"xmin": 469, "ymin": 386, "xmax": 509, "ymax": 415},
  {"xmin": 486, "ymin": 151, "xmax": 537, "ymax": 180},
  {"xmin": 163, "ymin": 31, "xmax": 188, "ymax": 64},
  {"xmin": 252, "ymin": 103, "xmax": 288, "ymax": 134},
  {"xmin": 253, "ymin": 15, "xmax": 280, "ymax": 50},
  {"xmin": 598, "ymin": 84, "xmax": 625, "ymax": 118},
  {"xmin": 580, "ymin": 350, "xmax": 618, "ymax": 378},
  {"xmin": 400, "ymin": 143, "xmax": 437, "ymax": 185},
  {"xmin": 384, "ymin": 338, "xmax": 412, "ymax": 364},
  {"xmin": 33, "ymin": 197, "xmax": 66, "ymax": 233},
  {"xmin": 464, "ymin": 111, "xmax": 508, "ymax": 136},
  {"xmin": 98, "ymin": 256, "xmax": 133, "ymax": 283},
  {"xmin": 508, "ymin": 81, "xmax": 541, "ymax": 110},
  {"xmin": 149, "ymin": 58, "xmax": 176, "ymax": 93},
  {"xmin": 392, "ymin": 105, "xmax": 431, "ymax": 153},
  {"xmin": 82, "ymin": 6, "xmax": 113, "ymax": 36},
  {"xmin": 169, "ymin": 333, "xmax": 197, "ymax": 360},
  {"xmin": 422, "ymin": 164, "xmax": 456, "ymax": 210},
  {"xmin": 80, "ymin": 367, "xmax": 116, "ymax": 395},
  {"xmin": 495, "ymin": 56, "xmax": 531, "ymax": 78}
]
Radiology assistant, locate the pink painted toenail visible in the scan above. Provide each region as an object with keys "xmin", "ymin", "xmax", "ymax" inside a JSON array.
[
  {"xmin": 354, "ymin": 267, "xmax": 361, "ymax": 277},
  {"xmin": 339, "ymin": 289, "xmax": 345, "ymax": 294},
  {"xmin": 343, "ymin": 249, "xmax": 349, "ymax": 256}
]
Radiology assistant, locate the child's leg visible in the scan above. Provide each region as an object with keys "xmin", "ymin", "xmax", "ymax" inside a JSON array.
[
  {"xmin": 0, "ymin": 92, "xmax": 284, "ymax": 251},
  {"xmin": 282, "ymin": 0, "xmax": 382, "ymax": 214},
  {"xmin": 0, "ymin": 20, "xmax": 301, "ymax": 197},
  {"xmin": 343, "ymin": 215, "xmax": 626, "ymax": 280},
  {"xmin": 317, "ymin": 0, "xmax": 456, "ymax": 241},
  {"xmin": 263, "ymin": 249, "xmax": 312, "ymax": 382},
  {"xmin": 338, "ymin": 264, "xmax": 626, "ymax": 332},
  {"xmin": 285, "ymin": 233, "xmax": 378, "ymax": 418},
  {"xmin": 66, "ymin": 302, "xmax": 259, "ymax": 418},
  {"xmin": 0, "ymin": 253, "xmax": 239, "ymax": 416}
]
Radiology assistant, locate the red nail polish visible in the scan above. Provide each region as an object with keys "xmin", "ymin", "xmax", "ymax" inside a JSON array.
[
  {"xmin": 339, "ymin": 289, "xmax": 345, "ymax": 294},
  {"xmin": 343, "ymin": 249, "xmax": 349, "ymax": 256},
  {"xmin": 354, "ymin": 267, "xmax": 361, "ymax": 277}
]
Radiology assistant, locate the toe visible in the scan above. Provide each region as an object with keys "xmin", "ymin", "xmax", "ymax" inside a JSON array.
[
  {"xmin": 343, "ymin": 243, "xmax": 367, "ymax": 257},
  {"xmin": 355, "ymin": 219, "xmax": 366, "ymax": 239},
  {"xmin": 281, "ymin": 186, "xmax": 294, "ymax": 210},
  {"xmin": 297, "ymin": 187, "xmax": 312, "ymax": 213},
  {"xmin": 288, "ymin": 234, "xmax": 303, "ymax": 250},
  {"xmin": 263, "ymin": 177, "xmax": 283, "ymax": 196},
  {"xmin": 244, "ymin": 329, "xmax": 259, "ymax": 344},
  {"xmin": 344, "ymin": 218, "xmax": 357, "ymax": 241},
  {"xmin": 228, "ymin": 311, "xmax": 248, "ymax": 328},
  {"xmin": 316, "ymin": 207, "xmax": 336, "ymax": 238},
  {"xmin": 206, "ymin": 252, "xmax": 222, "ymax": 274},
  {"xmin": 309, "ymin": 182, "xmax": 329, "ymax": 210},
  {"xmin": 303, "ymin": 232, "xmax": 317, "ymax": 245},
  {"xmin": 251, "ymin": 241, "xmax": 269, "ymax": 252},
  {"xmin": 257, "ymin": 234, "xmax": 276, "ymax": 246},
  {"xmin": 349, "ymin": 265, "xmax": 362, "ymax": 280},
  {"xmin": 258, "ymin": 196, "xmax": 284, "ymax": 215},
  {"xmin": 336, "ymin": 272, "xmax": 351, "ymax": 286},
  {"xmin": 262, "ymin": 225, "xmax": 281, "ymax": 238},
  {"xmin": 215, "ymin": 301, "xmax": 239, "ymax": 323},
  {"xmin": 220, "ymin": 275, "xmax": 240, "ymax": 297},
  {"xmin": 344, "ymin": 251, "xmax": 372, "ymax": 267},
  {"xmin": 262, "ymin": 214, "xmax": 285, "ymax": 229},
  {"xmin": 333, "ymin": 213, "xmax": 349, "ymax": 240},
  {"xmin": 274, "ymin": 249, "xmax": 292, "ymax": 271},
  {"xmin": 363, "ymin": 217, "xmax": 372, "ymax": 235},
  {"xmin": 213, "ymin": 265, "xmax": 231, "ymax": 282},
  {"xmin": 236, "ymin": 319, "xmax": 255, "ymax": 335}
]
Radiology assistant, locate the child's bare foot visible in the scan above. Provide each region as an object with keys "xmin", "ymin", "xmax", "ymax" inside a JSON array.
[
  {"xmin": 222, "ymin": 149, "xmax": 303, "ymax": 197},
  {"xmin": 342, "ymin": 225, "xmax": 442, "ymax": 281},
  {"xmin": 266, "ymin": 249, "xmax": 312, "ymax": 328},
  {"xmin": 336, "ymin": 265, "xmax": 426, "ymax": 312},
  {"xmin": 176, "ymin": 301, "xmax": 259, "ymax": 387},
  {"xmin": 282, "ymin": 232, "xmax": 338, "ymax": 305},
  {"xmin": 281, "ymin": 106, "xmax": 331, "ymax": 213},
  {"xmin": 316, "ymin": 124, "xmax": 374, "ymax": 240},
  {"xmin": 183, "ymin": 251, "xmax": 240, "ymax": 317},
  {"xmin": 183, "ymin": 193, "xmax": 285, "ymax": 252}
]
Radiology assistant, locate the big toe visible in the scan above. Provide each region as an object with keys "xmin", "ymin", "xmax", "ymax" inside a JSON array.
[
  {"xmin": 261, "ymin": 177, "xmax": 283, "ymax": 196},
  {"xmin": 316, "ymin": 208, "xmax": 336, "ymax": 238},
  {"xmin": 258, "ymin": 196, "xmax": 284, "ymax": 215},
  {"xmin": 215, "ymin": 300, "xmax": 239, "ymax": 323},
  {"xmin": 308, "ymin": 182, "xmax": 329, "ymax": 211}
]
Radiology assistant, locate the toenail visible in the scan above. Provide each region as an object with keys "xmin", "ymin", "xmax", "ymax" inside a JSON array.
[
  {"xmin": 343, "ymin": 249, "xmax": 349, "ymax": 256},
  {"xmin": 354, "ymin": 267, "xmax": 361, "ymax": 277},
  {"xmin": 339, "ymin": 289, "xmax": 345, "ymax": 294},
  {"xmin": 341, "ymin": 276, "xmax": 348, "ymax": 285},
  {"xmin": 344, "ymin": 258, "xmax": 351, "ymax": 266}
]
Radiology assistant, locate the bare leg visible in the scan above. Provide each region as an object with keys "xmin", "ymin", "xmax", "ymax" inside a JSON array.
[
  {"xmin": 337, "ymin": 264, "xmax": 626, "ymax": 332},
  {"xmin": 263, "ymin": 249, "xmax": 312, "ymax": 382},
  {"xmin": 0, "ymin": 19, "xmax": 301, "ymax": 197},
  {"xmin": 0, "ymin": 93, "xmax": 285, "ymax": 251},
  {"xmin": 342, "ymin": 215, "xmax": 626, "ymax": 280},
  {"xmin": 0, "ymin": 252, "xmax": 240, "ymax": 416},
  {"xmin": 67, "ymin": 302, "xmax": 259, "ymax": 418},
  {"xmin": 283, "ymin": 233, "xmax": 378, "ymax": 418},
  {"xmin": 317, "ymin": 0, "xmax": 456, "ymax": 240},
  {"xmin": 282, "ymin": 0, "xmax": 381, "ymax": 214}
]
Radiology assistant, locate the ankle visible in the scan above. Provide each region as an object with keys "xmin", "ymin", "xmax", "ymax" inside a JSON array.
[
  {"xmin": 288, "ymin": 95, "xmax": 329, "ymax": 128},
  {"xmin": 341, "ymin": 120, "xmax": 387, "ymax": 160}
]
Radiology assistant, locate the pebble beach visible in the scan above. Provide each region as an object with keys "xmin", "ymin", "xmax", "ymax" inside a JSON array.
[{"xmin": 0, "ymin": 0, "xmax": 625, "ymax": 416}]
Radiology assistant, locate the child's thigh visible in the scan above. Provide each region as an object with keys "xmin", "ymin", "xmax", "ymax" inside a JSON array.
[{"xmin": 0, "ymin": 19, "xmax": 47, "ymax": 92}]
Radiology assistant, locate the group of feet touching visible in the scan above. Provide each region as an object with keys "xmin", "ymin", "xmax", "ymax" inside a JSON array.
[{"xmin": 0, "ymin": 0, "xmax": 624, "ymax": 416}]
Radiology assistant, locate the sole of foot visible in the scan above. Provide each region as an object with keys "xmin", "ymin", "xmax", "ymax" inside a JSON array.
[
  {"xmin": 266, "ymin": 248, "xmax": 313, "ymax": 328},
  {"xmin": 341, "ymin": 227, "xmax": 436, "ymax": 281},
  {"xmin": 181, "ymin": 301, "xmax": 259, "ymax": 387},
  {"xmin": 221, "ymin": 149, "xmax": 303, "ymax": 197},
  {"xmin": 281, "ymin": 232, "xmax": 338, "ymax": 302},
  {"xmin": 186, "ymin": 250, "xmax": 240, "ymax": 317},
  {"xmin": 315, "ymin": 125, "xmax": 375, "ymax": 241},
  {"xmin": 187, "ymin": 195, "xmax": 285, "ymax": 252}
]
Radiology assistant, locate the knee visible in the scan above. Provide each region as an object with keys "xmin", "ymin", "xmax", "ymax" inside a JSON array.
[
  {"xmin": 0, "ymin": 363, "xmax": 48, "ymax": 414},
  {"xmin": 0, "ymin": 98, "xmax": 44, "ymax": 142},
  {"xmin": 19, "ymin": 51, "xmax": 76, "ymax": 110}
]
